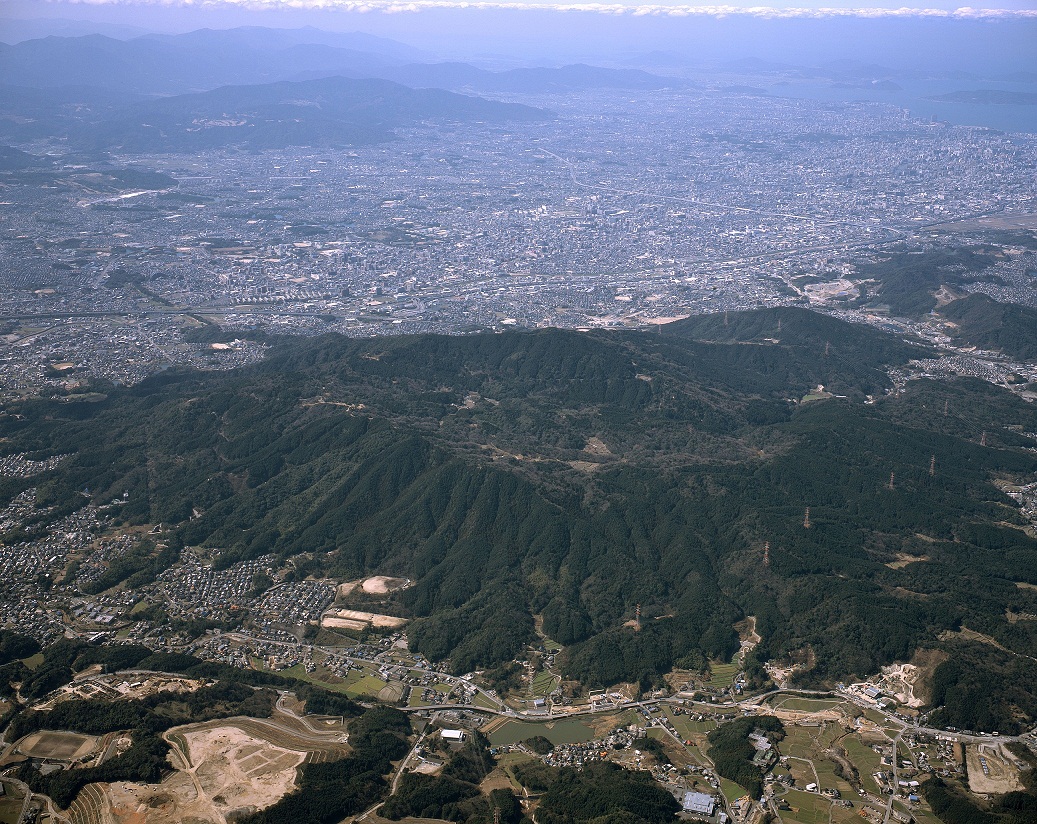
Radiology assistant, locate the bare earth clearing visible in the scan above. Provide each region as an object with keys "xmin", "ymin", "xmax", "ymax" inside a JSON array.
[
  {"xmin": 966, "ymin": 744, "xmax": 1025, "ymax": 796},
  {"xmin": 322, "ymin": 608, "xmax": 407, "ymax": 630},
  {"xmin": 337, "ymin": 575, "xmax": 410, "ymax": 598},
  {"xmin": 97, "ymin": 725, "xmax": 306, "ymax": 824}
]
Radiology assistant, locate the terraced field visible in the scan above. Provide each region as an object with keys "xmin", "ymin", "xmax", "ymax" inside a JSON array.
[
  {"xmin": 65, "ymin": 782, "xmax": 105, "ymax": 824},
  {"xmin": 840, "ymin": 736, "xmax": 884, "ymax": 793},
  {"xmin": 530, "ymin": 671, "xmax": 558, "ymax": 697},
  {"xmin": 708, "ymin": 662, "xmax": 739, "ymax": 688}
]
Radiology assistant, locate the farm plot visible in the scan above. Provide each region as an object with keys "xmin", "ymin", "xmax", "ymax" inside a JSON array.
[
  {"xmin": 0, "ymin": 781, "xmax": 26, "ymax": 824},
  {"xmin": 708, "ymin": 662, "xmax": 739, "ymax": 688},
  {"xmin": 771, "ymin": 696, "xmax": 846, "ymax": 713},
  {"xmin": 840, "ymin": 735, "xmax": 885, "ymax": 794}
]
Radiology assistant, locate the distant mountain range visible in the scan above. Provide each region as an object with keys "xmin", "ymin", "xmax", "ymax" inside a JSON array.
[
  {"xmin": 0, "ymin": 27, "xmax": 692, "ymax": 151},
  {"xmin": 0, "ymin": 28, "xmax": 686, "ymax": 97},
  {"xmin": 78, "ymin": 75, "xmax": 547, "ymax": 152},
  {"xmin": 0, "ymin": 32, "xmax": 405, "ymax": 95}
]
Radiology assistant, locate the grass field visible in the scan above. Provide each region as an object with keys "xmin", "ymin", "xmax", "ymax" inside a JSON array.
[
  {"xmin": 780, "ymin": 789, "xmax": 832, "ymax": 824},
  {"xmin": 720, "ymin": 778, "xmax": 748, "ymax": 805},
  {"xmin": 348, "ymin": 674, "xmax": 390, "ymax": 698},
  {"xmin": 167, "ymin": 732, "xmax": 191, "ymax": 767},
  {"xmin": 408, "ymin": 690, "xmax": 428, "ymax": 707},
  {"xmin": 17, "ymin": 730, "xmax": 97, "ymax": 760},
  {"xmin": 473, "ymin": 693, "xmax": 499, "ymax": 710},
  {"xmin": 862, "ymin": 708, "xmax": 893, "ymax": 728},
  {"xmin": 19, "ymin": 652, "xmax": 43, "ymax": 671},
  {"xmin": 907, "ymin": 808, "xmax": 943, "ymax": 824},
  {"xmin": 682, "ymin": 742, "xmax": 710, "ymax": 766},
  {"xmin": 496, "ymin": 751, "xmax": 534, "ymax": 767}
]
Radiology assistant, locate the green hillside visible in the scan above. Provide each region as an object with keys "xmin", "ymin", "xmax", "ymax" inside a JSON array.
[
  {"xmin": 939, "ymin": 293, "xmax": 1037, "ymax": 362},
  {"xmin": 3, "ymin": 308, "xmax": 1037, "ymax": 730}
]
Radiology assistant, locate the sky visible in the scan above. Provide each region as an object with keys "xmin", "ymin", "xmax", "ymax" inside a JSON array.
[
  {"xmin": 6, "ymin": 0, "xmax": 1037, "ymax": 24},
  {"xmin": 2, "ymin": 0, "xmax": 1035, "ymax": 70}
]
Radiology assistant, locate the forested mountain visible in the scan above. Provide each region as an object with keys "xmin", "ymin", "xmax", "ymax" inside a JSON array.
[
  {"xmin": 4, "ymin": 308, "xmax": 1037, "ymax": 729},
  {"xmin": 939, "ymin": 292, "xmax": 1037, "ymax": 362}
]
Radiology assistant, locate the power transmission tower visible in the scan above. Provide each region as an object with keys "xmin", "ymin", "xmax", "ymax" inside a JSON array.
[{"xmin": 803, "ymin": 507, "xmax": 812, "ymax": 529}]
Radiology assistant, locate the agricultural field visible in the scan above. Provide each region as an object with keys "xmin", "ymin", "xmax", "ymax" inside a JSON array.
[
  {"xmin": 708, "ymin": 662, "xmax": 739, "ymax": 688},
  {"xmin": 777, "ymin": 722, "xmax": 862, "ymax": 801},
  {"xmin": 839, "ymin": 735, "xmax": 885, "ymax": 794},
  {"xmin": 275, "ymin": 662, "xmax": 388, "ymax": 698},
  {"xmin": 0, "ymin": 781, "xmax": 25, "ymax": 824},
  {"xmin": 663, "ymin": 711, "xmax": 716, "ymax": 741},
  {"xmin": 776, "ymin": 789, "xmax": 859, "ymax": 824},
  {"xmin": 777, "ymin": 789, "xmax": 831, "ymax": 824},
  {"xmin": 770, "ymin": 696, "xmax": 846, "ymax": 713},
  {"xmin": 530, "ymin": 671, "xmax": 558, "ymax": 697}
]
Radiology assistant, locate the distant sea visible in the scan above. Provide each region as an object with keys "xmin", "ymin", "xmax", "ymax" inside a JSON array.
[{"xmin": 770, "ymin": 78, "xmax": 1037, "ymax": 135}]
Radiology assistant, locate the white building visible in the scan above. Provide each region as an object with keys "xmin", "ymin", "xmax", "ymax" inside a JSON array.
[{"xmin": 682, "ymin": 791, "xmax": 715, "ymax": 816}]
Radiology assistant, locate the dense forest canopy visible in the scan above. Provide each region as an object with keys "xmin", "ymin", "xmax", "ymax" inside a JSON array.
[{"xmin": 3, "ymin": 307, "xmax": 1037, "ymax": 729}]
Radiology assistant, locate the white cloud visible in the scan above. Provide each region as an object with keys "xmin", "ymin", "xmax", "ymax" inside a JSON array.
[{"xmin": 55, "ymin": 0, "xmax": 1037, "ymax": 18}]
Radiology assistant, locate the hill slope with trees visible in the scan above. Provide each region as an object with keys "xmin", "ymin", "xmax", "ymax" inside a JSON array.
[{"xmin": 3, "ymin": 308, "xmax": 1037, "ymax": 731}]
